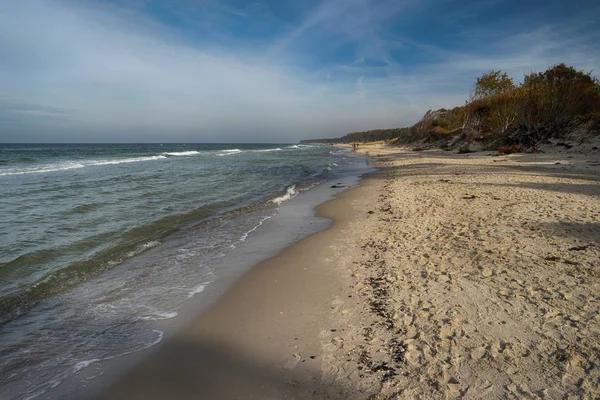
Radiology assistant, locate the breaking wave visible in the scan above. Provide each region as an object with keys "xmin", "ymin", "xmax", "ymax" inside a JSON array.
[
  {"xmin": 0, "ymin": 156, "xmax": 167, "ymax": 176},
  {"xmin": 271, "ymin": 185, "xmax": 297, "ymax": 205},
  {"xmin": 161, "ymin": 151, "xmax": 200, "ymax": 156}
]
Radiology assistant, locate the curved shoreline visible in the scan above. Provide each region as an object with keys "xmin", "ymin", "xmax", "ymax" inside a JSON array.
[
  {"xmin": 92, "ymin": 159, "xmax": 379, "ymax": 399},
  {"xmin": 97, "ymin": 144, "xmax": 600, "ymax": 399}
]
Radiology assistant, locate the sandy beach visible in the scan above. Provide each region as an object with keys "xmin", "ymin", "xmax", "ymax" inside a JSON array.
[{"xmin": 98, "ymin": 145, "xmax": 600, "ymax": 399}]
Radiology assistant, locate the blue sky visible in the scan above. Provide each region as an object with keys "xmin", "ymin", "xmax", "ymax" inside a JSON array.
[{"xmin": 1, "ymin": 0, "xmax": 599, "ymax": 142}]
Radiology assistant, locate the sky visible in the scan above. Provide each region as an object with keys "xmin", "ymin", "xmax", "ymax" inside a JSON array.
[{"xmin": 1, "ymin": 0, "xmax": 599, "ymax": 143}]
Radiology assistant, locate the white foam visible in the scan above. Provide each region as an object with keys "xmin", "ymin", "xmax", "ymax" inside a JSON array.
[
  {"xmin": 162, "ymin": 151, "xmax": 200, "ymax": 156},
  {"xmin": 330, "ymin": 148, "xmax": 351, "ymax": 155},
  {"xmin": 0, "ymin": 155, "xmax": 167, "ymax": 176},
  {"xmin": 72, "ymin": 359, "xmax": 100, "ymax": 373},
  {"xmin": 253, "ymin": 148, "xmax": 282, "ymax": 152},
  {"xmin": 302, "ymin": 181, "xmax": 323, "ymax": 191},
  {"xmin": 86, "ymin": 156, "xmax": 167, "ymax": 166},
  {"xmin": 187, "ymin": 282, "xmax": 211, "ymax": 298},
  {"xmin": 271, "ymin": 185, "xmax": 297, "ymax": 205},
  {"xmin": 239, "ymin": 214, "xmax": 274, "ymax": 242},
  {"xmin": 148, "ymin": 330, "xmax": 165, "ymax": 346},
  {"xmin": 0, "ymin": 162, "xmax": 86, "ymax": 176},
  {"xmin": 125, "ymin": 240, "xmax": 161, "ymax": 258},
  {"xmin": 139, "ymin": 311, "xmax": 178, "ymax": 321},
  {"xmin": 216, "ymin": 149, "xmax": 242, "ymax": 157}
]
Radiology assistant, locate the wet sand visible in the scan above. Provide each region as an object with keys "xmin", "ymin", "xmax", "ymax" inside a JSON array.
[
  {"xmin": 98, "ymin": 145, "xmax": 600, "ymax": 399},
  {"xmin": 96, "ymin": 170, "xmax": 379, "ymax": 399}
]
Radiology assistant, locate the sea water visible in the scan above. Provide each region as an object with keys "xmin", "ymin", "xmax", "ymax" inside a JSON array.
[{"xmin": 0, "ymin": 143, "xmax": 368, "ymax": 399}]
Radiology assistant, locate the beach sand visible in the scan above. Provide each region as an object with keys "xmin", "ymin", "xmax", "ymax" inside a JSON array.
[{"xmin": 98, "ymin": 145, "xmax": 600, "ymax": 399}]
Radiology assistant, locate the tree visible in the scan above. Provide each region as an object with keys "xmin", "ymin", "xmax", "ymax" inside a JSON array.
[
  {"xmin": 519, "ymin": 63, "xmax": 600, "ymax": 139},
  {"xmin": 463, "ymin": 70, "xmax": 516, "ymax": 133},
  {"xmin": 489, "ymin": 89, "xmax": 521, "ymax": 133},
  {"xmin": 473, "ymin": 70, "xmax": 515, "ymax": 100}
]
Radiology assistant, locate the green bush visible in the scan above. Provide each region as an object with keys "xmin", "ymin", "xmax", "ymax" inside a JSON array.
[{"xmin": 515, "ymin": 64, "xmax": 600, "ymax": 143}]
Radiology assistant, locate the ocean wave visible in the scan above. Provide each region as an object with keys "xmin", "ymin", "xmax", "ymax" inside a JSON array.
[
  {"xmin": 72, "ymin": 359, "xmax": 101, "ymax": 373},
  {"xmin": 187, "ymin": 282, "xmax": 211, "ymax": 298},
  {"xmin": 61, "ymin": 202, "xmax": 103, "ymax": 215},
  {"xmin": 252, "ymin": 148, "xmax": 282, "ymax": 152},
  {"xmin": 85, "ymin": 156, "xmax": 167, "ymax": 166},
  {"xmin": 70, "ymin": 329, "xmax": 164, "ymax": 375},
  {"xmin": 0, "ymin": 155, "xmax": 167, "ymax": 176},
  {"xmin": 161, "ymin": 151, "xmax": 200, "ymax": 156},
  {"xmin": 216, "ymin": 149, "xmax": 242, "ymax": 156},
  {"xmin": 271, "ymin": 185, "xmax": 297, "ymax": 205},
  {"xmin": 124, "ymin": 240, "xmax": 161, "ymax": 259},
  {"xmin": 0, "ymin": 162, "xmax": 86, "ymax": 176},
  {"xmin": 138, "ymin": 311, "xmax": 178, "ymax": 321},
  {"xmin": 301, "ymin": 180, "xmax": 324, "ymax": 192},
  {"xmin": 1, "ymin": 239, "xmax": 163, "ymax": 326},
  {"xmin": 23, "ymin": 379, "xmax": 63, "ymax": 400},
  {"xmin": 239, "ymin": 215, "xmax": 274, "ymax": 242},
  {"xmin": 329, "ymin": 148, "xmax": 351, "ymax": 155}
]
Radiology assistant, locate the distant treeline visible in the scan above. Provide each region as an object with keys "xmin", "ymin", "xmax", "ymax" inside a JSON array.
[
  {"xmin": 299, "ymin": 137, "xmax": 341, "ymax": 144},
  {"xmin": 302, "ymin": 63, "xmax": 600, "ymax": 150},
  {"xmin": 300, "ymin": 128, "xmax": 410, "ymax": 144}
]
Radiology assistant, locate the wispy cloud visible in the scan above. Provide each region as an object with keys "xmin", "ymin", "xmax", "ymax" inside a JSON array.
[
  {"xmin": 0, "ymin": 0, "xmax": 599, "ymax": 142},
  {"xmin": 0, "ymin": 101, "xmax": 72, "ymax": 116}
]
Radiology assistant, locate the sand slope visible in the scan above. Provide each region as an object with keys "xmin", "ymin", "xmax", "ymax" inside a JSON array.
[{"xmin": 323, "ymin": 147, "xmax": 600, "ymax": 399}]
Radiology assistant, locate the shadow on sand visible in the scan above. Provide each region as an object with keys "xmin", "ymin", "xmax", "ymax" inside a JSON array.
[{"xmin": 95, "ymin": 336, "xmax": 361, "ymax": 400}]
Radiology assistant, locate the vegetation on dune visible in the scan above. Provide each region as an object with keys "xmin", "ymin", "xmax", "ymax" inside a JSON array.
[
  {"xmin": 339, "ymin": 128, "xmax": 411, "ymax": 144},
  {"xmin": 301, "ymin": 63, "xmax": 600, "ymax": 151}
]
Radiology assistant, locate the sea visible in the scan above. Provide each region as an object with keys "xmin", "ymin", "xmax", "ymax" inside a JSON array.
[{"xmin": 0, "ymin": 143, "xmax": 370, "ymax": 399}]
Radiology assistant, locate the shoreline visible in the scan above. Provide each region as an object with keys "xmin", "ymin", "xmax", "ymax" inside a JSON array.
[
  {"xmin": 96, "ymin": 158, "xmax": 381, "ymax": 399},
  {"xmin": 30, "ymin": 150, "xmax": 371, "ymax": 400},
  {"xmin": 97, "ymin": 145, "xmax": 600, "ymax": 399}
]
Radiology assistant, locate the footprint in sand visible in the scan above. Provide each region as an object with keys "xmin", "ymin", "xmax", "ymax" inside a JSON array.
[
  {"xmin": 284, "ymin": 353, "xmax": 302, "ymax": 369},
  {"xmin": 470, "ymin": 345, "xmax": 488, "ymax": 360}
]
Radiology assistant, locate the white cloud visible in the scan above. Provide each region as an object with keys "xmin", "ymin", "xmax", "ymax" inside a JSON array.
[
  {"xmin": 0, "ymin": 0, "xmax": 598, "ymax": 142},
  {"xmin": 1, "ymin": 0, "xmax": 425, "ymax": 141},
  {"xmin": 10, "ymin": 110, "xmax": 69, "ymax": 117}
]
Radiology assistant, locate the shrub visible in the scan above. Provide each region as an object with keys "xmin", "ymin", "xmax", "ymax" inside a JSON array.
[
  {"xmin": 473, "ymin": 70, "xmax": 515, "ymax": 99},
  {"xmin": 457, "ymin": 146, "xmax": 475, "ymax": 154},
  {"xmin": 517, "ymin": 64, "xmax": 600, "ymax": 141},
  {"xmin": 497, "ymin": 144, "xmax": 524, "ymax": 155}
]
